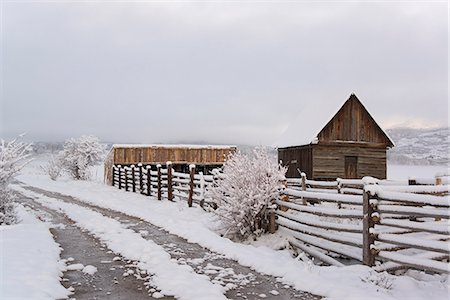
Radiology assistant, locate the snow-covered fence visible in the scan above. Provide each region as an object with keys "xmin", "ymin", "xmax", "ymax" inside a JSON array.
[
  {"xmin": 112, "ymin": 163, "xmax": 215, "ymax": 207},
  {"xmin": 364, "ymin": 187, "xmax": 450, "ymax": 274},
  {"xmin": 277, "ymin": 184, "xmax": 450, "ymax": 273},
  {"xmin": 286, "ymin": 173, "xmax": 449, "ymax": 195},
  {"xmin": 276, "ymin": 188, "xmax": 364, "ymax": 266}
]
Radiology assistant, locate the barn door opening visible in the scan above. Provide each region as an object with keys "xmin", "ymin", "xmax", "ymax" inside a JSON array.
[{"xmin": 344, "ymin": 156, "xmax": 358, "ymax": 178}]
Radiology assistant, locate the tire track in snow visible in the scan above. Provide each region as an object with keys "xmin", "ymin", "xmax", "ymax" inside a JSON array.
[
  {"xmin": 16, "ymin": 195, "xmax": 166, "ymax": 300},
  {"xmin": 16, "ymin": 186, "xmax": 227, "ymax": 300},
  {"xmin": 16, "ymin": 184, "xmax": 320, "ymax": 300}
]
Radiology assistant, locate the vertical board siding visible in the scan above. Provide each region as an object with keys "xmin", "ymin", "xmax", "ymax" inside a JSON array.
[
  {"xmin": 318, "ymin": 95, "xmax": 392, "ymax": 146},
  {"xmin": 278, "ymin": 145, "xmax": 313, "ymax": 178},
  {"xmin": 112, "ymin": 146, "xmax": 236, "ymax": 165}
]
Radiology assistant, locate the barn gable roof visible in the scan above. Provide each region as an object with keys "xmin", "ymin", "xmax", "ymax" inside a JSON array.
[{"xmin": 275, "ymin": 93, "xmax": 394, "ymax": 148}]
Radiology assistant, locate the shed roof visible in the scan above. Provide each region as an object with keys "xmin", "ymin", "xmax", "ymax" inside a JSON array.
[{"xmin": 275, "ymin": 93, "xmax": 394, "ymax": 148}]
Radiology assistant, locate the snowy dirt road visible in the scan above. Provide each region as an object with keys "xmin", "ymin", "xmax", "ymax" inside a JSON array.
[
  {"xmin": 16, "ymin": 185, "xmax": 320, "ymax": 300},
  {"xmin": 17, "ymin": 193, "xmax": 173, "ymax": 300}
]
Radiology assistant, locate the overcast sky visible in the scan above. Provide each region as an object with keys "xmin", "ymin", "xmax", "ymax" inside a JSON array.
[{"xmin": 0, "ymin": 0, "xmax": 447, "ymax": 145}]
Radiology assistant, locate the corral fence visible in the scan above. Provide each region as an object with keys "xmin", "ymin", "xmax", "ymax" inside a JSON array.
[
  {"xmin": 112, "ymin": 162, "xmax": 216, "ymax": 207},
  {"xmin": 110, "ymin": 163, "xmax": 450, "ymax": 274},
  {"xmin": 278, "ymin": 174, "xmax": 450, "ymax": 273}
]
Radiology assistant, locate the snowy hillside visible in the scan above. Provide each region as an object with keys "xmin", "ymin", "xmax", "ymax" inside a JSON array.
[{"xmin": 387, "ymin": 127, "xmax": 449, "ymax": 165}]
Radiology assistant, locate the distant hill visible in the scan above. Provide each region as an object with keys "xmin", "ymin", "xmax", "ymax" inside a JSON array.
[{"xmin": 386, "ymin": 127, "xmax": 449, "ymax": 165}]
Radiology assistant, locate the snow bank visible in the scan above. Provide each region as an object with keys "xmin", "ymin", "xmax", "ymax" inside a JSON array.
[
  {"xmin": 14, "ymin": 172, "xmax": 450, "ymax": 300},
  {"xmin": 0, "ymin": 205, "xmax": 70, "ymax": 299}
]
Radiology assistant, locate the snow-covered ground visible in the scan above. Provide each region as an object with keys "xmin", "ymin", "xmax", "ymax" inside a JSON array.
[
  {"xmin": 0, "ymin": 205, "xmax": 70, "ymax": 299},
  {"xmin": 5, "ymin": 155, "xmax": 448, "ymax": 300}
]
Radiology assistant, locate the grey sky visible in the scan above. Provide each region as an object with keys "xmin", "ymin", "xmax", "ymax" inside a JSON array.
[{"xmin": 0, "ymin": 1, "xmax": 448, "ymax": 145}]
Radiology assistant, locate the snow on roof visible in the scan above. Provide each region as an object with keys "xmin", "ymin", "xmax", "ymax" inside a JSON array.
[
  {"xmin": 112, "ymin": 144, "xmax": 237, "ymax": 150},
  {"xmin": 274, "ymin": 94, "xmax": 394, "ymax": 148},
  {"xmin": 274, "ymin": 97, "xmax": 345, "ymax": 148}
]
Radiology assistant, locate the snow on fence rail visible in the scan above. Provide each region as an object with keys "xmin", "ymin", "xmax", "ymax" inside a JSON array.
[
  {"xmin": 286, "ymin": 173, "xmax": 449, "ymax": 195},
  {"xmin": 277, "ymin": 188, "xmax": 365, "ymax": 265},
  {"xmin": 112, "ymin": 163, "xmax": 216, "ymax": 207},
  {"xmin": 364, "ymin": 186, "xmax": 450, "ymax": 274},
  {"xmin": 276, "ymin": 183, "xmax": 450, "ymax": 273}
]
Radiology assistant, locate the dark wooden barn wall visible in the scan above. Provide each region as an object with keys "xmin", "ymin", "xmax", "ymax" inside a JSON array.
[
  {"xmin": 312, "ymin": 145, "xmax": 387, "ymax": 179},
  {"xmin": 113, "ymin": 147, "xmax": 235, "ymax": 165},
  {"xmin": 318, "ymin": 96, "xmax": 391, "ymax": 146},
  {"xmin": 278, "ymin": 145, "xmax": 313, "ymax": 178}
]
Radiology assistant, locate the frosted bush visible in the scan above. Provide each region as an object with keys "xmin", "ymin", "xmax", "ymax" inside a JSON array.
[
  {"xmin": 208, "ymin": 147, "xmax": 286, "ymax": 240},
  {"xmin": 60, "ymin": 135, "xmax": 106, "ymax": 180},
  {"xmin": 41, "ymin": 154, "xmax": 64, "ymax": 180},
  {"xmin": 0, "ymin": 137, "xmax": 32, "ymax": 225}
]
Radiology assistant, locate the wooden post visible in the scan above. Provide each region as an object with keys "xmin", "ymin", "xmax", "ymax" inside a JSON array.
[
  {"xmin": 363, "ymin": 190, "xmax": 376, "ymax": 267},
  {"xmin": 301, "ymin": 173, "xmax": 307, "ymax": 205},
  {"xmin": 131, "ymin": 165, "xmax": 136, "ymax": 193},
  {"xmin": 167, "ymin": 161, "xmax": 173, "ymax": 201},
  {"xmin": 436, "ymin": 177, "xmax": 442, "ymax": 186},
  {"xmin": 157, "ymin": 164, "xmax": 162, "ymax": 200},
  {"xmin": 280, "ymin": 180, "xmax": 289, "ymax": 211},
  {"xmin": 199, "ymin": 171, "xmax": 205, "ymax": 202},
  {"xmin": 125, "ymin": 167, "xmax": 129, "ymax": 191},
  {"xmin": 268, "ymin": 208, "xmax": 277, "ymax": 233},
  {"xmin": 138, "ymin": 163, "xmax": 143, "ymax": 194},
  {"xmin": 408, "ymin": 178, "xmax": 417, "ymax": 185},
  {"xmin": 146, "ymin": 166, "xmax": 151, "ymax": 196},
  {"xmin": 118, "ymin": 166, "xmax": 122, "ymax": 190},
  {"xmin": 188, "ymin": 164, "xmax": 195, "ymax": 207},
  {"xmin": 337, "ymin": 178, "xmax": 342, "ymax": 194}
]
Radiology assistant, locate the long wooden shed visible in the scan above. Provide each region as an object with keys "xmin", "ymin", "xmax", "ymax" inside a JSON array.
[
  {"xmin": 277, "ymin": 94, "xmax": 394, "ymax": 179},
  {"xmin": 104, "ymin": 144, "xmax": 236, "ymax": 185}
]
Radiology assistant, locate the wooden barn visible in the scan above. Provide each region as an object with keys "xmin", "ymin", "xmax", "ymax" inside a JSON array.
[
  {"xmin": 277, "ymin": 94, "xmax": 394, "ymax": 179},
  {"xmin": 104, "ymin": 144, "xmax": 237, "ymax": 185}
]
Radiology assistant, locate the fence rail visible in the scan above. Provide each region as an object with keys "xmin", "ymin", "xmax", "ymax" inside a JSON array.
[{"xmin": 277, "ymin": 177, "xmax": 449, "ymax": 273}]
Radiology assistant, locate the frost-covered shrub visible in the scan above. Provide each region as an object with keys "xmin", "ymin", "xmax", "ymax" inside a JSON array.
[
  {"xmin": 0, "ymin": 137, "xmax": 32, "ymax": 225},
  {"xmin": 208, "ymin": 147, "xmax": 286, "ymax": 240},
  {"xmin": 60, "ymin": 135, "xmax": 105, "ymax": 180},
  {"xmin": 41, "ymin": 154, "xmax": 64, "ymax": 180}
]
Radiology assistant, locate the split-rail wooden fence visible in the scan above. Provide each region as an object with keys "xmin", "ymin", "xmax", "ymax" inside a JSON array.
[
  {"xmin": 280, "ymin": 174, "xmax": 449, "ymax": 273},
  {"xmin": 111, "ymin": 163, "xmax": 450, "ymax": 274}
]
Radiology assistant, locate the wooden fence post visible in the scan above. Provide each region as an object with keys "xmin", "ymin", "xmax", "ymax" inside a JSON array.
[
  {"xmin": 363, "ymin": 190, "xmax": 376, "ymax": 267},
  {"xmin": 337, "ymin": 178, "xmax": 342, "ymax": 194},
  {"xmin": 118, "ymin": 166, "xmax": 122, "ymax": 190},
  {"xmin": 146, "ymin": 166, "xmax": 151, "ymax": 196},
  {"xmin": 157, "ymin": 164, "xmax": 162, "ymax": 200},
  {"xmin": 199, "ymin": 172, "xmax": 205, "ymax": 202},
  {"xmin": 138, "ymin": 163, "xmax": 143, "ymax": 194},
  {"xmin": 167, "ymin": 161, "xmax": 173, "ymax": 201},
  {"xmin": 131, "ymin": 165, "xmax": 136, "ymax": 193},
  {"xmin": 188, "ymin": 164, "xmax": 195, "ymax": 207},
  {"xmin": 301, "ymin": 172, "xmax": 307, "ymax": 205},
  {"xmin": 436, "ymin": 177, "xmax": 442, "ymax": 186},
  {"xmin": 125, "ymin": 167, "xmax": 129, "ymax": 191},
  {"xmin": 268, "ymin": 208, "xmax": 277, "ymax": 234}
]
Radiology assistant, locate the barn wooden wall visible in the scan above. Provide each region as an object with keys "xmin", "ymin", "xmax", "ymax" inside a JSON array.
[
  {"xmin": 113, "ymin": 147, "xmax": 236, "ymax": 165},
  {"xmin": 312, "ymin": 144, "xmax": 387, "ymax": 179},
  {"xmin": 318, "ymin": 95, "xmax": 392, "ymax": 146},
  {"xmin": 278, "ymin": 145, "xmax": 313, "ymax": 178}
]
